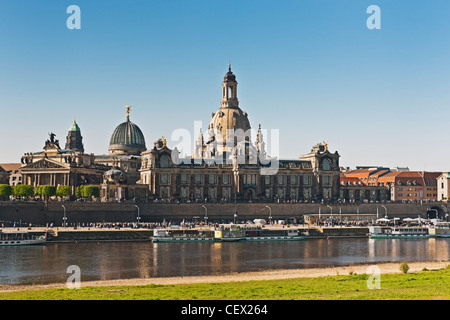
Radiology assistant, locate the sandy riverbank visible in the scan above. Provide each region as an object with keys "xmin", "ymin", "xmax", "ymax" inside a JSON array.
[{"xmin": 0, "ymin": 260, "xmax": 448, "ymax": 293}]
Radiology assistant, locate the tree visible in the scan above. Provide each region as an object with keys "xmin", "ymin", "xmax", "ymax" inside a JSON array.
[
  {"xmin": 13, "ymin": 185, "xmax": 34, "ymax": 199},
  {"xmin": 82, "ymin": 185, "xmax": 100, "ymax": 198},
  {"xmin": 56, "ymin": 185, "xmax": 72, "ymax": 197},
  {"xmin": 41, "ymin": 185, "xmax": 56, "ymax": 198},
  {"xmin": 0, "ymin": 184, "xmax": 12, "ymax": 200},
  {"xmin": 35, "ymin": 185, "xmax": 56, "ymax": 201},
  {"xmin": 76, "ymin": 185, "xmax": 85, "ymax": 198}
]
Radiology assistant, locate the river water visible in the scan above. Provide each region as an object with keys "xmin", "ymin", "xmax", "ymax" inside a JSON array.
[{"xmin": 1, "ymin": 238, "xmax": 449, "ymax": 285}]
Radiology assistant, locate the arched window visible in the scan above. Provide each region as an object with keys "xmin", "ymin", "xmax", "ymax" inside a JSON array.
[
  {"xmin": 160, "ymin": 155, "xmax": 169, "ymax": 168},
  {"xmin": 322, "ymin": 158, "xmax": 331, "ymax": 171}
]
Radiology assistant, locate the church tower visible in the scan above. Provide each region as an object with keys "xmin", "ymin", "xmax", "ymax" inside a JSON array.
[
  {"xmin": 65, "ymin": 118, "xmax": 84, "ymax": 153},
  {"xmin": 221, "ymin": 63, "xmax": 239, "ymax": 109},
  {"xmin": 207, "ymin": 64, "xmax": 251, "ymax": 156}
]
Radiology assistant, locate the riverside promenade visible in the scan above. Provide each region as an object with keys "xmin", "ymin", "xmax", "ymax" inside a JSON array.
[{"xmin": 1, "ymin": 201, "xmax": 448, "ymax": 226}]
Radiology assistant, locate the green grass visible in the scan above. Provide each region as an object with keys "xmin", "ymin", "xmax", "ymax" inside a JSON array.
[{"xmin": 1, "ymin": 268, "xmax": 450, "ymax": 300}]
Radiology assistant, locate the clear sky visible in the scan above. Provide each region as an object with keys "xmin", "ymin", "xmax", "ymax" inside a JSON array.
[{"xmin": 1, "ymin": 0, "xmax": 449, "ymax": 171}]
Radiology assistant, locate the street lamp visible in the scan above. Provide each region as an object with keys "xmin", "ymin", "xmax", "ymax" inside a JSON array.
[
  {"xmin": 62, "ymin": 205, "xmax": 67, "ymax": 228},
  {"xmin": 327, "ymin": 205, "xmax": 333, "ymax": 226},
  {"xmin": 202, "ymin": 205, "xmax": 208, "ymax": 226},
  {"xmin": 135, "ymin": 205, "xmax": 141, "ymax": 226},
  {"xmin": 326, "ymin": 205, "xmax": 333, "ymax": 217},
  {"xmin": 381, "ymin": 205, "xmax": 387, "ymax": 218},
  {"xmin": 265, "ymin": 205, "xmax": 272, "ymax": 225}
]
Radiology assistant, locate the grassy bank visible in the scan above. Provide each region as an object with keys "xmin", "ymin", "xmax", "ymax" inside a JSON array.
[{"xmin": 1, "ymin": 266, "xmax": 449, "ymax": 300}]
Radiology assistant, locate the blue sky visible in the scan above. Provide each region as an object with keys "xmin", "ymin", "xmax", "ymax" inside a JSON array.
[{"xmin": 1, "ymin": 0, "xmax": 450, "ymax": 171}]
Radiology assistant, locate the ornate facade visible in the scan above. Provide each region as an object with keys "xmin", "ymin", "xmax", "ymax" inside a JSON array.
[
  {"xmin": 18, "ymin": 66, "xmax": 341, "ymax": 203},
  {"xmin": 139, "ymin": 67, "xmax": 341, "ymax": 202},
  {"xmin": 20, "ymin": 120, "xmax": 106, "ymax": 193}
]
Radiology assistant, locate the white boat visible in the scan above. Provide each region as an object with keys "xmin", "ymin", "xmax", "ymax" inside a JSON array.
[
  {"xmin": 243, "ymin": 228, "xmax": 308, "ymax": 241},
  {"xmin": 428, "ymin": 222, "xmax": 450, "ymax": 238},
  {"xmin": 152, "ymin": 229, "xmax": 215, "ymax": 242},
  {"xmin": 0, "ymin": 230, "xmax": 46, "ymax": 246},
  {"xmin": 214, "ymin": 229, "xmax": 245, "ymax": 242},
  {"xmin": 369, "ymin": 226, "xmax": 430, "ymax": 239}
]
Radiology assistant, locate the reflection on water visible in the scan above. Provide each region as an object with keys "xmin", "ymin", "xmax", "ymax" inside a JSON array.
[{"xmin": 0, "ymin": 238, "xmax": 449, "ymax": 285}]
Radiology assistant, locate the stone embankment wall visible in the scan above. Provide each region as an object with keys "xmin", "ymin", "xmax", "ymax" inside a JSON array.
[{"xmin": 0, "ymin": 201, "xmax": 447, "ymax": 226}]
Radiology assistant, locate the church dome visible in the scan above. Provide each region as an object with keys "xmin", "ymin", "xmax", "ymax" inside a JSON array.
[
  {"xmin": 209, "ymin": 107, "xmax": 251, "ymax": 139},
  {"xmin": 203, "ymin": 66, "xmax": 252, "ymax": 156},
  {"xmin": 108, "ymin": 119, "xmax": 146, "ymax": 155},
  {"xmin": 224, "ymin": 67, "xmax": 236, "ymax": 82}
]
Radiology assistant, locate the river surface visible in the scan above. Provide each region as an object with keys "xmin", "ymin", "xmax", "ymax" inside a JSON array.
[{"xmin": 1, "ymin": 238, "xmax": 449, "ymax": 285}]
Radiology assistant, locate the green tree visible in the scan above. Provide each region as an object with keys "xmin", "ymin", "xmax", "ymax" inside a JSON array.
[
  {"xmin": 41, "ymin": 185, "xmax": 56, "ymax": 198},
  {"xmin": 56, "ymin": 185, "xmax": 72, "ymax": 197},
  {"xmin": 82, "ymin": 185, "xmax": 100, "ymax": 198},
  {"xmin": 76, "ymin": 185, "xmax": 85, "ymax": 198},
  {"xmin": 400, "ymin": 262, "xmax": 410, "ymax": 274},
  {"xmin": 35, "ymin": 185, "xmax": 43, "ymax": 197},
  {"xmin": 13, "ymin": 185, "xmax": 34, "ymax": 199},
  {"xmin": 35, "ymin": 185, "xmax": 57, "ymax": 201},
  {"xmin": 0, "ymin": 184, "xmax": 12, "ymax": 200}
]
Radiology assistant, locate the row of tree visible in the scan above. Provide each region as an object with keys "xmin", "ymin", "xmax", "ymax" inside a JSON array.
[{"xmin": 0, "ymin": 184, "xmax": 100, "ymax": 200}]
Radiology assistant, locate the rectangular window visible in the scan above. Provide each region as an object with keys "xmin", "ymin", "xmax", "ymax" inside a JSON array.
[
  {"xmin": 195, "ymin": 188, "xmax": 202, "ymax": 199},
  {"xmin": 223, "ymin": 174, "xmax": 229, "ymax": 185},
  {"xmin": 160, "ymin": 173, "xmax": 168, "ymax": 184},
  {"xmin": 195, "ymin": 174, "xmax": 202, "ymax": 184},
  {"xmin": 265, "ymin": 188, "xmax": 271, "ymax": 199},
  {"xmin": 277, "ymin": 175, "xmax": 284, "ymax": 185},
  {"xmin": 208, "ymin": 188, "xmax": 215, "ymax": 200},
  {"xmin": 244, "ymin": 174, "xmax": 256, "ymax": 184},
  {"xmin": 209, "ymin": 174, "xmax": 216, "ymax": 184},
  {"xmin": 303, "ymin": 175, "xmax": 311, "ymax": 186},
  {"xmin": 291, "ymin": 175, "xmax": 298, "ymax": 185},
  {"xmin": 264, "ymin": 175, "xmax": 271, "ymax": 185},
  {"xmin": 277, "ymin": 188, "xmax": 285, "ymax": 199},
  {"xmin": 303, "ymin": 188, "xmax": 311, "ymax": 199},
  {"xmin": 323, "ymin": 175, "xmax": 330, "ymax": 186},
  {"xmin": 290, "ymin": 188, "xmax": 297, "ymax": 200},
  {"xmin": 223, "ymin": 188, "xmax": 230, "ymax": 199},
  {"xmin": 181, "ymin": 173, "xmax": 188, "ymax": 184},
  {"xmin": 181, "ymin": 187, "xmax": 188, "ymax": 198}
]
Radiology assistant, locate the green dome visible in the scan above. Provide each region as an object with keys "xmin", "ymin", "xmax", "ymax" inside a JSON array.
[{"xmin": 109, "ymin": 119, "xmax": 146, "ymax": 155}]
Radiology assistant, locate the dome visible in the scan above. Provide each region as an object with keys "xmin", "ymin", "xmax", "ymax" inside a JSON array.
[
  {"xmin": 209, "ymin": 107, "xmax": 251, "ymax": 138},
  {"xmin": 224, "ymin": 67, "xmax": 236, "ymax": 82},
  {"xmin": 108, "ymin": 119, "xmax": 146, "ymax": 155}
]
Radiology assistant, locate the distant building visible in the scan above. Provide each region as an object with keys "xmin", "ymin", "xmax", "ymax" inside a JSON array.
[
  {"xmin": 0, "ymin": 166, "xmax": 9, "ymax": 184},
  {"xmin": 340, "ymin": 168, "xmax": 389, "ymax": 202},
  {"xmin": 0, "ymin": 163, "xmax": 22, "ymax": 186},
  {"xmin": 19, "ymin": 119, "xmax": 107, "ymax": 194},
  {"xmin": 437, "ymin": 173, "xmax": 450, "ymax": 202},
  {"xmin": 377, "ymin": 171, "xmax": 439, "ymax": 202}
]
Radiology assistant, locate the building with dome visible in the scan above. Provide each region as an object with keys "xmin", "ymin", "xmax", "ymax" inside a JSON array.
[
  {"xmin": 95, "ymin": 106, "xmax": 149, "ymax": 201},
  {"xmin": 17, "ymin": 66, "xmax": 341, "ymax": 203},
  {"xmin": 19, "ymin": 119, "xmax": 107, "ymax": 194},
  {"xmin": 95, "ymin": 106, "xmax": 146, "ymax": 186},
  {"xmin": 139, "ymin": 66, "xmax": 341, "ymax": 203}
]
